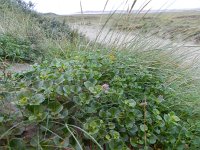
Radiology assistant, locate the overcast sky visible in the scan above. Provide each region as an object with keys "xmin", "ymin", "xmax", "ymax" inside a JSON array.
[{"xmin": 24, "ymin": 0, "xmax": 200, "ymax": 15}]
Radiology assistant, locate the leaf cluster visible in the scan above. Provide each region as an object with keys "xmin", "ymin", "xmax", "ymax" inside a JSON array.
[{"xmin": 1, "ymin": 50, "xmax": 199, "ymax": 149}]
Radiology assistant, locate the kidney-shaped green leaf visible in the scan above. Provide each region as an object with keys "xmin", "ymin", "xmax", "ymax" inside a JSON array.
[
  {"xmin": 48, "ymin": 101, "xmax": 63, "ymax": 115},
  {"xmin": 29, "ymin": 94, "xmax": 45, "ymax": 105}
]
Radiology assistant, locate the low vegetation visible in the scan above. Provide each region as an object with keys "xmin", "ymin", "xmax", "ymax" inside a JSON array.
[
  {"xmin": 112, "ymin": 12, "xmax": 200, "ymax": 44},
  {"xmin": 0, "ymin": 0, "xmax": 200, "ymax": 149},
  {"xmin": 0, "ymin": 0, "xmax": 83, "ymax": 62}
]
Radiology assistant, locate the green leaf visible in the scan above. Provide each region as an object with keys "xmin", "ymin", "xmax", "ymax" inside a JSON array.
[
  {"xmin": 30, "ymin": 136, "xmax": 40, "ymax": 147},
  {"xmin": 125, "ymin": 99, "xmax": 136, "ymax": 108},
  {"xmin": 84, "ymin": 81, "xmax": 94, "ymax": 89},
  {"xmin": 108, "ymin": 107, "xmax": 120, "ymax": 118},
  {"xmin": 63, "ymin": 85, "xmax": 71, "ymax": 96},
  {"xmin": 128, "ymin": 124, "xmax": 138, "ymax": 136},
  {"xmin": 56, "ymin": 86, "xmax": 63, "ymax": 95},
  {"xmin": 130, "ymin": 137, "xmax": 138, "ymax": 147},
  {"xmin": 108, "ymin": 122, "xmax": 115, "ymax": 130},
  {"xmin": 70, "ymin": 85, "xmax": 81, "ymax": 93},
  {"xmin": 85, "ymin": 107, "xmax": 97, "ymax": 113},
  {"xmin": 192, "ymin": 138, "xmax": 200, "ymax": 147},
  {"xmin": 61, "ymin": 109, "xmax": 69, "ymax": 118},
  {"xmin": 84, "ymin": 121, "xmax": 99, "ymax": 135},
  {"xmin": 176, "ymin": 144, "xmax": 186, "ymax": 150},
  {"xmin": 108, "ymin": 139, "xmax": 124, "ymax": 150},
  {"xmin": 99, "ymin": 109, "xmax": 107, "ymax": 118},
  {"xmin": 172, "ymin": 115, "xmax": 180, "ymax": 122},
  {"xmin": 153, "ymin": 109, "xmax": 160, "ymax": 115},
  {"xmin": 105, "ymin": 134, "xmax": 111, "ymax": 141},
  {"xmin": 68, "ymin": 124, "xmax": 103, "ymax": 150},
  {"xmin": 88, "ymin": 87, "xmax": 96, "ymax": 94},
  {"xmin": 30, "ymin": 94, "xmax": 45, "ymax": 105},
  {"xmin": 10, "ymin": 138, "xmax": 26, "ymax": 150},
  {"xmin": 149, "ymin": 134, "xmax": 157, "ymax": 144},
  {"xmin": 48, "ymin": 101, "xmax": 63, "ymax": 115},
  {"xmin": 156, "ymin": 115, "xmax": 163, "ymax": 121},
  {"xmin": 18, "ymin": 97, "xmax": 28, "ymax": 106},
  {"xmin": 140, "ymin": 124, "xmax": 148, "ymax": 132},
  {"xmin": 164, "ymin": 114, "xmax": 170, "ymax": 122},
  {"xmin": 56, "ymin": 75, "xmax": 65, "ymax": 84},
  {"xmin": 34, "ymin": 80, "xmax": 44, "ymax": 89},
  {"xmin": 125, "ymin": 118, "xmax": 134, "ymax": 129},
  {"xmin": 0, "ymin": 116, "xmax": 4, "ymax": 122},
  {"xmin": 28, "ymin": 115, "xmax": 37, "ymax": 121},
  {"xmin": 110, "ymin": 130, "xmax": 120, "ymax": 140},
  {"xmin": 79, "ymin": 93, "xmax": 91, "ymax": 104}
]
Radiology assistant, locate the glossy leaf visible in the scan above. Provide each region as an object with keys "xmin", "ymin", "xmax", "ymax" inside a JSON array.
[
  {"xmin": 140, "ymin": 124, "xmax": 148, "ymax": 132},
  {"xmin": 29, "ymin": 94, "xmax": 45, "ymax": 105},
  {"xmin": 48, "ymin": 101, "xmax": 63, "ymax": 115}
]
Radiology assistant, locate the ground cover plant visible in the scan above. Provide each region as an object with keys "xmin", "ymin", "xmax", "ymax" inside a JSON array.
[
  {"xmin": 0, "ymin": 0, "xmax": 200, "ymax": 150},
  {"xmin": 1, "ymin": 49, "xmax": 200, "ymax": 149}
]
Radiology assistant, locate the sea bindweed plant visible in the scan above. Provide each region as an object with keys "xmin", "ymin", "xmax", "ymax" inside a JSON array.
[{"xmin": 1, "ymin": 50, "xmax": 197, "ymax": 149}]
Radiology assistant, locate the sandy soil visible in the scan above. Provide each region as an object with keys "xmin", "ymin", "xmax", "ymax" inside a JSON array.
[{"xmin": 0, "ymin": 62, "xmax": 31, "ymax": 75}]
